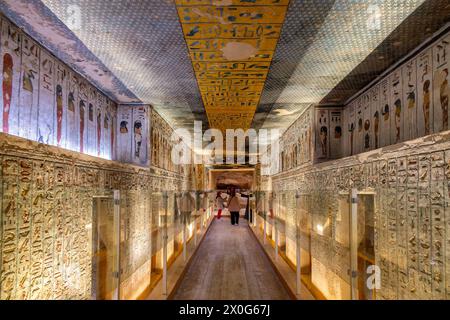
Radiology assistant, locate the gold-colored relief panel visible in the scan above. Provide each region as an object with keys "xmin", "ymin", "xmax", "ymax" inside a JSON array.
[
  {"xmin": 193, "ymin": 61, "xmax": 271, "ymax": 71},
  {"xmin": 181, "ymin": 23, "xmax": 283, "ymax": 39},
  {"xmin": 196, "ymin": 70, "xmax": 268, "ymax": 79},
  {"xmin": 209, "ymin": 114, "xmax": 254, "ymax": 131},
  {"xmin": 190, "ymin": 51, "xmax": 274, "ymax": 62},
  {"xmin": 204, "ymin": 100, "xmax": 260, "ymax": 111},
  {"xmin": 197, "ymin": 78, "xmax": 266, "ymax": 86},
  {"xmin": 177, "ymin": 6, "xmax": 288, "ymax": 24},
  {"xmin": 208, "ymin": 107, "xmax": 257, "ymax": 113},
  {"xmin": 176, "ymin": 1, "xmax": 289, "ymax": 130},
  {"xmin": 199, "ymin": 85, "xmax": 265, "ymax": 92},
  {"xmin": 203, "ymin": 91, "xmax": 260, "ymax": 98},
  {"xmin": 205, "ymin": 99, "xmax": 258, "ymax": 107},
  {"xmin": 205, "ymin": 98, "xmax": 260, "ymax": 105},
  {"xmin": 175, "ymin": 0, "xmax": 290, "ymax": 6},
  {"xmin": 187, "ymin": 38, "xmax": 279, "ymax": 52},
  {"xmin": 209, "ymin": 109, "xmax": 254, "ymax": 119}
]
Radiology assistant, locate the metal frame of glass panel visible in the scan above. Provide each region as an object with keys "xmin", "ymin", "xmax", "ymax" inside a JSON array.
[{"xmin": 91, "ymin": 190, "xmax": 121, "ymax": 300}]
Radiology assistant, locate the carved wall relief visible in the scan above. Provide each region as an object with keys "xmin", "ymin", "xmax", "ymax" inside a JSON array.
[
  {"xmin": 0, "ymin": 132, "xmax": 192, "ymax": 300},
  {"xmin": 271, "ymin": 131, "xmax": 450, "ymax": 300}
]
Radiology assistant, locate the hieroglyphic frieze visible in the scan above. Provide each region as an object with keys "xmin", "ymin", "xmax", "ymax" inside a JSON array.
[{"xmin": 175, "ymin": 0, "xmax": 289, "ymax": 131}]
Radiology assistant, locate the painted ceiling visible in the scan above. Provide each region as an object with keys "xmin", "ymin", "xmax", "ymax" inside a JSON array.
[
  {"xmin": 174, "ymin": 0, "xmax": 289, "ymax": 132},
  {"xmin": 1, "ymin": 0, "xmax": 448, "ymax": 134}
]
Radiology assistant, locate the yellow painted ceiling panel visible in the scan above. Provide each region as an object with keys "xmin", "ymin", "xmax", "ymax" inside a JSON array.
[
  {"xmin": 176, "ymin": 0, "xmax": 290, "ymax": 130},
  {"xmin": 177, "ymin": 6, "xmax": 288, "ymax": 24},
  {"xmin": 204, "ymin": 101, "xmax": 258, "ymax": 108},
  {"xmin": 204, "ymin": 95, "xmax": 261, "ymax": 103},
  {"xmin": 196, "ymin": 70, "xmax": 268, "ymax": 79},
  {"xmin": 190, "ymin": 51, "xmax": 274, "ymax": 62},
  {"xmin": 203, "ymin": 90, "xmax": 261, "ymax": 97},
  {"xmin": 199, "ymin": 85, "xmax": 265, "ymax": 92},
  {"xmin": 193, "ymin": 61, "xmax": 272, "ymax": 71},
  {"xmin": 186, "ymin": 38, "xmax": 279, "ymax": 52},
  {"xmin": 181, "ymin": 23, "xmax": 283, "ymax": 39},
  {"xmin": 197, "ymin": 78, "xmax": 266, "ymax": 86},
  {"xmin": 175, "ymin": 0, "xmax": 290, "ymax": 6}
]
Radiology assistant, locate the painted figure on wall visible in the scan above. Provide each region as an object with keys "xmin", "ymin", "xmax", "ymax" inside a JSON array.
[
  {"xmin": 2, "ymin": 53, "xmax": 13, "ymax": 133},
  {"xmin": 395, "ymin": 99, "xmax": 402, "ymax": 142},
  {"xmin": 374, "ymin": 111, "xmax": 380, "ymax": 149},
  {"xmin": 68, "ymin": 92, "xmax": 75, "ymax": 112},
  {"xmin": 317, "ymin": 111, "xmax": 328, "ymax": 158},
  {"xmin": 38, "ymin": 56, "xmax": 55, "ymax": 145},
  {"xmin": 423, "ymin": 80, "xmax": 431, "ymax": 135},
  {"xmin": 440, "ymin": 68, "xmax": 449, "ymax": 130},
  {"xmin": 79, "ymin": 100, "xmax": 85, "ymax": 153},
  {"xmin": 391, "ymin": 75, "xmax": 402, "ymax": 144},
  {"xmin": 97, "ymin": 109, "xmax": 102, "ymax": 156},
  {"xmin": 348, "ymin": 122, "xmax": 355, "ymax": 155},
  {"xmin": 104, "ymin": 114, "xmax": 109, "ymax": 130},
  {"xmin": 21, "ymin": 65, "xmax": 37, "ymax": 140},
  {"xmin": 335, "ymin": 126, "xmax": 342, "ymax": 139},
  {"xmin": 120, "ymin": 121, "xmax": 128, "ymax": 134},
  {"xmin": 306, "ymin": 128, "xmax": 311, "ymax": 161},
  {"xmin": 88, "ymin": 103, "xmax": 94, "ymax": 122},
  {"xmin": 298, "ymin": 134, "xmax": 303, "ymax": 163},
  {"xmin": 111, "ymin": 115, "xmax": 115, "ymax": 159},
  {"xmin": 319, "ymin": 126, "xmax": 327, "ymax": 157},
  {"xmin": 418, "ymin": 50, "xmax": 432, "ymax": 137},
  {"xmin": 382, "ymin": 104, "xmax": 390, "ymax": 121},
  {"xmin": 379, "ymin": 80, "xmax": 390, "ymax": 149},
  {"xmin": 404, "ymin": 60, "xmax": 417, "ymax": 141},
  {"xmin": 407, "ymin": 86, "xmax": 416, "ymax": 109},
  {"xmin": 22, "ymin": 67, "xmax": 35, "ymax": 92},
  {"xmin": 364, "ymin": 120, "xmax": 371, "ymax": 150},
  {"xmin": 56, "ymin": 85, "xmax": 63, "ymax": 146},
  {"xmin": 407, "ymin": 85, "xmax": 416, "ymax": 124}
]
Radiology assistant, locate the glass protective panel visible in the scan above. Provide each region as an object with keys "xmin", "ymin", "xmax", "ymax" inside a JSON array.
[
  {"xmin": 298, "ymin": 194, "xmax": 312, "ymax": 289},
  {"xmin": 357, "ymin": 191, "xmax": 376, "ymax": 300},
  {"xmin": 91, "ymin": 191, "xmax": 119, "ymax": 300}
]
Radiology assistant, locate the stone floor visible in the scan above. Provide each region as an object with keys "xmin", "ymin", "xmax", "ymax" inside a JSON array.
[{"xmin": 171, "ymin": 217, "xmax": 292, "ymax": 300}]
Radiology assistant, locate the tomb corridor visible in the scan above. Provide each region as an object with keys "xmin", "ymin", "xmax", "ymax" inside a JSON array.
[{"xmin": 0, "ymin": 0, "xmax": 450, "ymax": 302}]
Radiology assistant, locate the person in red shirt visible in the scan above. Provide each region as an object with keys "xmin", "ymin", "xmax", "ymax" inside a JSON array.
[{"xmin": 215, "ymin": 191, "xmax": 224, "ymax": 220}]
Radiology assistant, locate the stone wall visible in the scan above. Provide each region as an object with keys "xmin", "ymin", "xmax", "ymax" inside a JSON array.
[
  {"xmin": 0, "ymin": 133, "xmax": 191, "ymax": 300},
  {"xmin": 280, "ymin": 107, "xmax": 314, "ymax": 172},
  {"xmin": 270, "ymin": 131, "xmax": 450, "ymax": 299}
]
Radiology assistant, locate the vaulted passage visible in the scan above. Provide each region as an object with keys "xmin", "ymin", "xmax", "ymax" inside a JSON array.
[
  {"xmin": 1, "ymin": 0, "xmax": 450, "ymax": 303},
  {"xmin": 172, "ymin": 219, "xmax": 292, "ymax": 300}
]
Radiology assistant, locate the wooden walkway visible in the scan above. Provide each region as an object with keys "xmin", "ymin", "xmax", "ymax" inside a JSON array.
[{"xmin": 171, "ymin": 218, "xmax": 292, "ymax": 300}]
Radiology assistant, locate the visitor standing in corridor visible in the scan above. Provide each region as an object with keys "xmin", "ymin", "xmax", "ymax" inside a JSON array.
[
  {"xmin": 227, "ymin": 188, "xmax": 241, "ymax": 226},
  {"xmin": 215, "ymin": 191, "xmax": 225, "ymax": 220}
]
